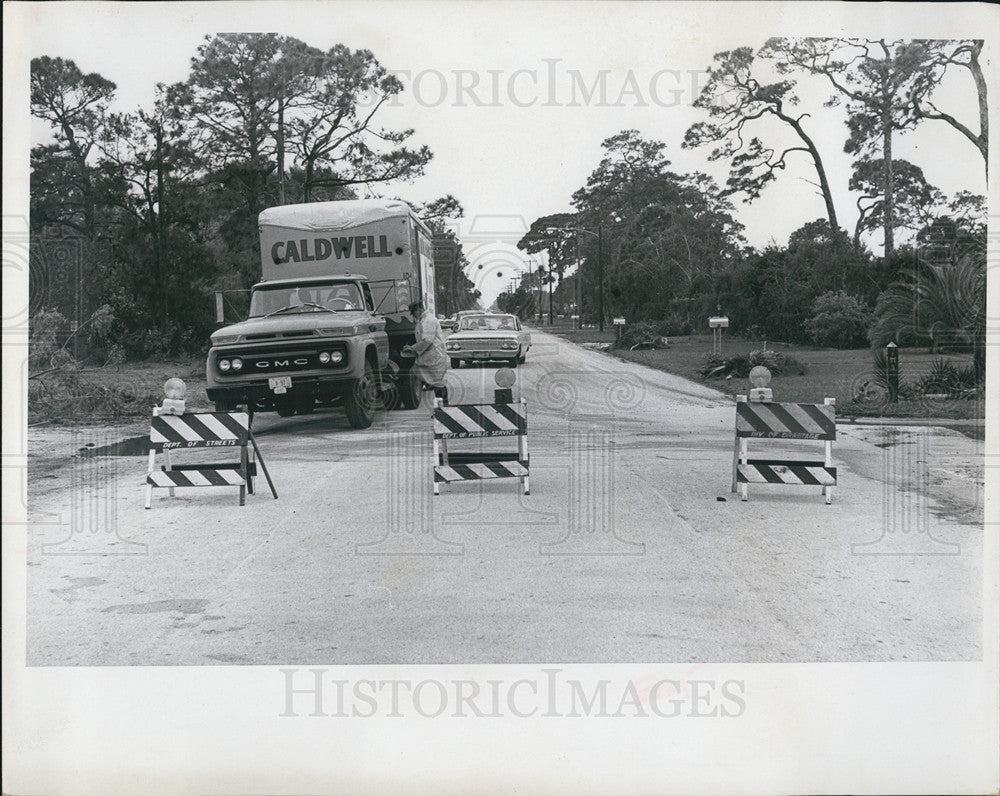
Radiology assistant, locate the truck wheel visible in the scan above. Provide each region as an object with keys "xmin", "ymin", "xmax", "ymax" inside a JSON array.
[
  {"xmin": 376, "ymin": 375, "xmax": 402, "ymax": 411},
  {"xmin": 275, "ymin": 399, "xmax": 296, "ymax": 417},
  {"xmin": 345, "ymin": 362, "xmax": 377, "ymax": 429},
  {"xmin": 451, "ymin": 358, "xmax": 461, "ymax": 369},
  {"xmin": 399, "ymin": 366, "xmax": 421, "ymax": 410},
  {"xmin": 517, "ymin": 350, "xmax": 526, "ymax": 364}
]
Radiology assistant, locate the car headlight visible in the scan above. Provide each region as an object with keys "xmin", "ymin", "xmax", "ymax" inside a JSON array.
[
  {"xmin": 329, "ymin": 351, "xmax": 344, "ymax": 363},
  {"xmin": 231, "ymin": 358, "xmax": 243, "ymax": 370},
  {"xmin": 219, "ymin": 359, "xmax": 231, "ymax": 372}
]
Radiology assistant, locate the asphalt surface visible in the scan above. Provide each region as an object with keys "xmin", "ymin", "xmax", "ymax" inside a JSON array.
[{"xmin": 26, "ymin": 330, "xmax": 984, "ymax": 664}]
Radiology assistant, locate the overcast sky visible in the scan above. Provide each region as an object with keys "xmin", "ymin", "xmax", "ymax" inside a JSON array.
[{"xmin": 7, "ymin": 1, "xmax": 995, "ymax": 307}]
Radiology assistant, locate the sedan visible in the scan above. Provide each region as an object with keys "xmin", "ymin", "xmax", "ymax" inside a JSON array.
[{"xmin": 445, "ymin": 313, "xmax": 531, "ymax": 367}]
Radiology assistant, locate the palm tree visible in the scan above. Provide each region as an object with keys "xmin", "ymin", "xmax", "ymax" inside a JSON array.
[{"xmin": 869, "ymin": 247, "xmax": 985, "ymax": 380}]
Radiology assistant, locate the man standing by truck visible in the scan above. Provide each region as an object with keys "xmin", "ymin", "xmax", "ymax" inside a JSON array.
[{"xmin": 403, "ymin": 300, "xmax": 448, "ymax": 404}]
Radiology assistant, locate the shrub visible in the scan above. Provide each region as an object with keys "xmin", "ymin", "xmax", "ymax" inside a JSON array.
[
  {"xmin": 614, "ymin": 321, "xmax": 668, "ymax": 350},
  {"xmin": 748, "ymin": 349, "xmax": 806, "ymax": 376},
  {"xmin": 915, "ymin": 357, "xmax": 981, "ymax": 395},
  {"xmin": 804, "ymin": 291, "xmax": 872, "ymax": 348},
  {"xmin": 700, "ymin": 353, "xmax": 751, "ymax": 379}
]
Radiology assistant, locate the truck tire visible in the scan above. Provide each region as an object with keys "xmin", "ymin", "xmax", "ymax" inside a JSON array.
[
  {"xmin": 450, "ymin": 358, "xmax": 461, "ymax": 369},
  {"xmin": 376, "ymin": 374, "xmax": 402, "ymax": 411},
  {"xmin": 345, "ymin": 362, "xmax": 377, "ymax": 429},
  {"xmin": 399, "ymin": 366, "xmax": 421, "ymax": 410}
]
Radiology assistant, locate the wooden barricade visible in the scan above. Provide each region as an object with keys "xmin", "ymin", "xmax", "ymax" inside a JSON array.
[
  {"xmin": 432, "ymin": 398, "xmax": 529, "ymax": 495},
  {"xmin": 731, "ymin": 396, "xmax": 837, "ymax": 503},
  {"xmin": 145, "ymin": 411, "xmax": 277, "ymax": 508}
]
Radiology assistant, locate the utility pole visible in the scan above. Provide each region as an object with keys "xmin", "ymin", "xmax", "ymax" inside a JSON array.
[
  {"xmin": 536, "ymin": 265, "xmax": 545, "ymax": 325},
  {"xmin": 597, "ymin": 223, "xmax": 604, "ymax": 332},
  {"xmin": 548, "ymin": 270, "xmax": 554, "ymax": 325}
]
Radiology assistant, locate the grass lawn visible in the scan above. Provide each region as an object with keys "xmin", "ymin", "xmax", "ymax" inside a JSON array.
[{"xmin": 544, "ymin": 324, "xmax": 984, "ymax": 421}]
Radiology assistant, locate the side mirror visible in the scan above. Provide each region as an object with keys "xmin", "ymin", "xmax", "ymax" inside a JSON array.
[{"xmin": 215, "ymin": 292, "xmax": 225, "ymax": 324}]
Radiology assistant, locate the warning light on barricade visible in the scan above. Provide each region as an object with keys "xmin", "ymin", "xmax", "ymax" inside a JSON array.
[
  {"xmin": 748, "ymin": 366, "xmax": 772, "ymax": 402},
  {"xmin": 494, "ymin": 367, "xmax": 516, "ymax": 403},
  {"xmin": 154, "ymin": 378, "xmax": 187, "ymax": 416}
]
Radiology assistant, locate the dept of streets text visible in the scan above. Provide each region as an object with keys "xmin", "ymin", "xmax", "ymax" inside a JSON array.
[{"xmin": 280, "ymin": 669, "xmax": 746, "ymax": 718}]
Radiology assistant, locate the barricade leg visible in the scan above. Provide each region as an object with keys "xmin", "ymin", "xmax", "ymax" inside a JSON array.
[
  {"xmin": 165, "ymin": 448, "xmax": 175, "ymax": 497},
  {"xmin": 244, "ymin": 441, "xmax": 255, "ymax": 495},
  {"xmin": 145, "ymin": 448, "xmax": 155, "ymax": 509},
  {"xmin": 433, "ymin": 435, "xmax": 441, "ymax": 496},
  {"xmin": 519, "ymin": 421, "xmax": 530, "ymax": 495},
  {"xmin": 248, "ymin": 433, "xmax": 278, "ymax": 499},
  {"xmin": 739, "ymin": 439, "xmax": 749, "ymax": 502},
  {"xmin": 239, "ymin": 445, "xmax": 247, "ymax": 506},
  {"xmin": 731, "ymin": 437, "xmax": 740, "ymax": 493},
  {"xmin": 824, "ymin": 437, "xmax": 834, "ymax": 504}
]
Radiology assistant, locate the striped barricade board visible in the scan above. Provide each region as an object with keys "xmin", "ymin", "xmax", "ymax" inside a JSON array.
[
  {"xmin": 145, "ymin": 412, "xmax": 277, "ymax": 508},
  {"xmin": 432, "ymin": 400, "xmax": 529, "ymax": 495},
  {"xmin": 732, "ymin": 397, "xmax": 837, "ymax": 503},
  {"xmin": 736, "ymin": 400, "xmax": 836, "ymax": 440}
]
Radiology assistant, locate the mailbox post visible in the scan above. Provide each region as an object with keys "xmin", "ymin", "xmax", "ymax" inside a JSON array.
[
  {"xmin": 613, "ymin": 316, "xmax": 626, "ymax": 343},
  {"xmin": 886, "ymin": 342, "xmax": 899, "ymax": 403},
  {"xmin": 709, "ymin": 316, "xmax": 729, "ymax": 355}
]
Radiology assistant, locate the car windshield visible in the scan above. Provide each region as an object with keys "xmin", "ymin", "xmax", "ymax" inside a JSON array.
[
  {"xmin": 249, "ymin": 283, "xmax": 363, "ymax": 317},
  {"xmin": 460, "ymin": 314, "xmax": 517, "ymax": 331}
]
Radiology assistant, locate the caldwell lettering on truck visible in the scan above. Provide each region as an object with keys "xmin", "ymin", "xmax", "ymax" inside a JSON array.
[{"xmin": 270, "ymin": 235, "xmax": 394, "ymax": 264}]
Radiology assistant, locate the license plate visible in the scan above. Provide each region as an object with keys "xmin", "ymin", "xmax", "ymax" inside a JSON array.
[
  {"xmin": 269, "ymin": 376, "xmax": 292, "ymax": 394},
  {"xmin": 474, "ymin": 351, "xmax": 490, "ymax": 358}
]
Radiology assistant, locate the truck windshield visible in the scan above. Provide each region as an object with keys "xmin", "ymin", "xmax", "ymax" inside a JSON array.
[{"xmin": 249, "ymin": 283, "xmax": 363, "ymax": 317}]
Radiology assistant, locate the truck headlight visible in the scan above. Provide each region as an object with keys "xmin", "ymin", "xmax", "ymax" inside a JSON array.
[
  {"xmin": 219, "ymin": 359, "xmax": 231, "ymax": 372},
  {"xmin": 319, "ymin": 351, "xmax": 331, "ymax": 364},
  {"xmin": 501, "ymin": 341, "xmax": 517, "ymax": 350},
  {"xmin": 329, "ymin": 351, "xmax": 344, "ymax": 363},
  {"xmin": 446, "ymin": 341, "xmax": 461, "ymax": 351},
  {"xmin": 231, "ymin": 358, "xmax": 243, "ymax": 370}
]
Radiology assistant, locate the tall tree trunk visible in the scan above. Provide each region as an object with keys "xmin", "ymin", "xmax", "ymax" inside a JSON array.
[
  {"xmin": 783, "ymin": 111, "xmax": 839, "ymax": 232},
  {"xmin": 968, "ymin": 41, "xmax": 989, "ymax": 175},
  {"xmin": 276, "ymin": 96, "xmax": 285, "ymax": 205},
  {"xmin": 155, "ymin": 124, "xmax": 168, "ymax": 333},
  {"xmin": 882, "ymin": 91, "xmax": 895, "ymax": 257}
]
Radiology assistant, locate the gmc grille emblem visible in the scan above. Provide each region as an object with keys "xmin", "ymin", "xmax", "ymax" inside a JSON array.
[{"xmin": 256, "ymin": 357, "xmax": 310, "ymax": 369}]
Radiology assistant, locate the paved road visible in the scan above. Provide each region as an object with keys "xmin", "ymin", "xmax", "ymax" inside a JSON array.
[{"xmin": 27, "ymin": 330, "xmax": 983, "ymax": 664}]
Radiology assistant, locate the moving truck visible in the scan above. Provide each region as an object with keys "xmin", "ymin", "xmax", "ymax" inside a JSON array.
[{"xmin": 206, "ymin": 199, "xmax": 435, "ymax": 427}]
